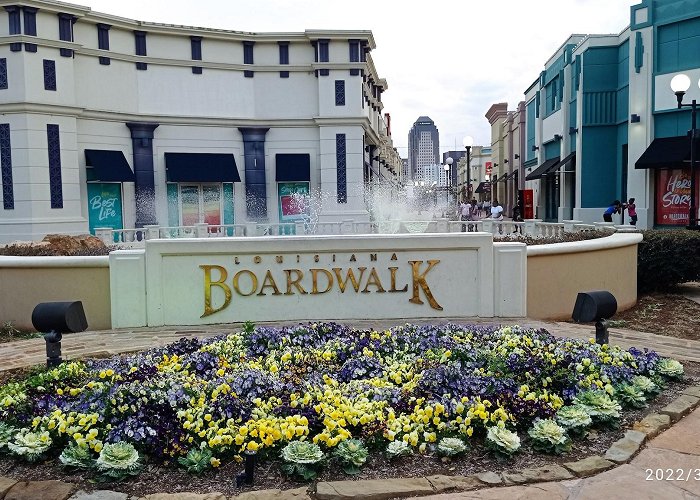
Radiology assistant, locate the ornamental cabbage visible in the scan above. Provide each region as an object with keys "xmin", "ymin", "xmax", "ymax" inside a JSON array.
[
  {"xmin": 572, "ymin": 390, "xmax": 622, "ymax": 427},
  {"xmin": 333, "ymin": 439, "xmax": 368, "ymax": 475},
  {"xmin": 631, "ymin": 375, "xmax": 660, "ymax": 397},
  {"xmin": 0, "ymin": 422, "xmax": 16, "ymax": 449},
  {"xmin": 59, "ymin": 443, "xmax": 94, "ymax": 469},
  {"xmin": 7, "ymin": 429, "xmax": 52, "ymax": 462},
  {"xmin": 656, "ymin": 358, "xmax": 684, "ymax": 380},
  {"xmin": 95, "ymin": 442, "xmax": 143, "ymax": 480},
  {"xmin": 528, "ymin": 419, "xmax": 571, "ymax": 454},
  {"xmin": 556, "ymin": 405, "xmax": 592, "ymax": 438},
  {"xmin": 616, "ymin": 383, "xmax": 647, "ymax": 409},
  {"xmin": 486, "ymin": 424, "xmax": 520, "ymax": 458},
  {"xmin": 436, "ymin": 437, "xmax": 467, "ymax": 457},
  {"xmin": 281, "ymin": 441, "xmax": 324, "ymax": 464},
  {"xmin": 386, "ymin": 440, "xmax": 412, "ymax": 459}
]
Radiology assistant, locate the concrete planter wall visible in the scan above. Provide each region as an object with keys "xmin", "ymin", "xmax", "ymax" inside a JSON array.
[{"xmin": 0, "ymin": 233, "xmax": 642, "ymax": 330}]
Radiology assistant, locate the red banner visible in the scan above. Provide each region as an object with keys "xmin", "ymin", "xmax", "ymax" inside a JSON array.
[
  {"xmin": 521, "ymin": 189, "xmax": 534, "ymax": 219},
  {"xmin": 485, "ymin": 161, "xmax": 492, "ymax": 176},
  {"xmin": 655, "ymin": 169, "xmax": 699, "ymax": 226}
]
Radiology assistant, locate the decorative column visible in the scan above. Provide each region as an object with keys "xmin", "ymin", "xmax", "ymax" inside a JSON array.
[
  {"xmin": 126, "ymin": 122, "xmax": 159, "ymax": 227},
  {"xmin": 238, "ymin": 127, "xmax": 269, "ymax": 221}
]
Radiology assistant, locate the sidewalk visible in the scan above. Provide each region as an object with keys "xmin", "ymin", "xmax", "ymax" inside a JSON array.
[{"xmin": 421, "ymin": 406, "xmax": 700, "ymax": 499}]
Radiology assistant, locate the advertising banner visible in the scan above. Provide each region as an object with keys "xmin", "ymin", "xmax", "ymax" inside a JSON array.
[
  {"xmin": 520, "ymin": 189, "xmax": 534, "ymax": 219},
  {"xmin": 485, "ymin": 161, "xmax": 492, "ymax": 176},
  {"xmin": 87, "ymin": 183, "xmax": 123, "ymax": 235},
  {"xmin": 655, "ymin": 169, "xmax": 699, "ymax": 226},
  {"xmin": 278, "ymin": 182, "xmax": 310, "ymax": 222}
]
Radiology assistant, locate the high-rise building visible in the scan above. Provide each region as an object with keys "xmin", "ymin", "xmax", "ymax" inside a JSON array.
[{"xmin": 408, "ymin": 116, "xmax": 439, "ymax": 182}]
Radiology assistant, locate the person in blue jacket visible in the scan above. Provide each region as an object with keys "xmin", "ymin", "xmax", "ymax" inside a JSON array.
[{"xmin": 603, "ymin": 200, "xmax": 621, "ymax": 222}]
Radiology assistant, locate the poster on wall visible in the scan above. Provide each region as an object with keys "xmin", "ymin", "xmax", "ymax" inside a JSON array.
[
  {"xmin": 655, "ymin": 169, "xmax": 700, "ymax": 226},
  {"xmin": 278, "ymin": 182, "xmax": 310, "ymax": 222},
  {"xmin": 87, "ymin": 183, "xmax": 123, "ymax": 235}
]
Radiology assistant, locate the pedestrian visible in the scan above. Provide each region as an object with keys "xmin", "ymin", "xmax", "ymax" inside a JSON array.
[
  {"xmin": 459, "ymin": 199, "xmax": 472, "ymax": 232},
  {"xmin": 626, "ymin": 198, "xmax": 637, "ymax": 226},
  {"xmin": 603, "ymin": 200, "xmax": 621, "ymax": 222},
  {"xmin": 512, "ymin": 204, "xmax": 523, "ymax": 234},
  {"xmin": 491, "ymin": 200, "xmax": 504, "ymax": 234}
]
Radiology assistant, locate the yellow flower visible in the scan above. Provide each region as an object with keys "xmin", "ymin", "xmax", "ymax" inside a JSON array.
[
  {"xmin": 246, "ymin": 441, "xmax": 259, "ymax": 452},
  {"xmin": 210, "ymin": 457, "xmax": 221, "ymax": 467}
]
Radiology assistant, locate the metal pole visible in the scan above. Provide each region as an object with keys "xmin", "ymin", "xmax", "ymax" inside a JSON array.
[{"xmin": 691, "ymin": 100, "xmax": 698, "ymax": 229}]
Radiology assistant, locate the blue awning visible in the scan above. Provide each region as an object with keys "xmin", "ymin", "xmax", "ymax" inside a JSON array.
[
  {"xmin": 85, "ymin": 150, "xmax": 135, "ymax": 182},
  {"xmin": 276, "ymin": 154, "xmax": 310, "ymax": 182},
  {"xmin": 165, "ymin": 153, "xmax": 240, "ymax": 182}
]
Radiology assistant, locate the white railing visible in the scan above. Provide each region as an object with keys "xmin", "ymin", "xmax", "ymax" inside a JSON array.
[{"xmin": 94, "ymin": 218, "xmax": 636, "ymax": 247}]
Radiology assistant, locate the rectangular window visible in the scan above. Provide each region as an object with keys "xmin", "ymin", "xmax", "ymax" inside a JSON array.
[
  {"xmin": 22, "ymin": 7, "xmax": 37, "ymax": 52},
  {"xmin": 335, "ymin": 80, "xmax": 345, "ymax": 106},
  {"xmin": 1, "ymin": 123, "xmax": 13, "ymax": 209},
  {"xmin": 244, "ymin": 41, "xmax": 254, "ymax": 77},
  {"xmin": 349, "ymin": 39, "xmax": 360, "ymax": 76},
  {"xmin": 0, "ymin": 58, "xmax": 7, "ymax": 90},
  {"xmin": 43, "ymin": 60, "xmax": 56, "ymax": 91},
  {"xmin": 97, "ymin": 23, "xmax": 111, "ymax": 65},
  {"xmin": 5, "ymin": 6, "xmax": 21, "ymax": 52},
  {"xmin": 47, "ymin": 124, "xmax": 63, "ymax": 209},
  {"xmin": 58, "ymin": 14, "xmax": 76, "ymax": 57},
  {"xmin": 279, "ymin": 41, "xmax": 289, "ymax": 78},
  {"xmin": 336, "ymin": 134, "xmax": 347, "ymax": 203},
  {"xmin": 318, "ymin": 39, "xmax": 329, "ymax": 76},
  {"xmin": 191, "ymin": 36, "xmax": 202, "ymax": 74},
  {"xmin": 134, "ymin": 31, "xmax": 147, "ymax": 70}
]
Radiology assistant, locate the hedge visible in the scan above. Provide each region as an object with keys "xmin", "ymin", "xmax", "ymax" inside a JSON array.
[{"xmin": 638, "ymin": 229, "xmax": 700, "ymax": 292}]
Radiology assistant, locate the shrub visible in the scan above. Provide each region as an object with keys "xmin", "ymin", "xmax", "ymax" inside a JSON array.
[{"xmin": 637, "ymin": 230, "xmax": 700, "ymax": 292}]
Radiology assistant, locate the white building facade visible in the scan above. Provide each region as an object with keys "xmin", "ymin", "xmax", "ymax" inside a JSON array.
[{"xmin": 0, "ymin": 0, "xmax": 394, "ymax": 243}]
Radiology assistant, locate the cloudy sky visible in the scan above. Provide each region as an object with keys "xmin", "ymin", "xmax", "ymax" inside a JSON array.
[{"xmin": 75, "ymin": 0, "xmax": 633, "ymax": 156}]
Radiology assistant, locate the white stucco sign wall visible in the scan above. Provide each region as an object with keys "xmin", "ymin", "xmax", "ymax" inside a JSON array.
[{"xmin": 109, "ymin": 234, "xmax": 526, "ymax": 328}]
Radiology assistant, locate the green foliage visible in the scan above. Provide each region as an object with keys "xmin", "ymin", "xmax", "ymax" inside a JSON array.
[
  {"xmin": 555, "ymin": 405, "xmax": 592, "ymax": 439},
  {"xmin": 655, "ymin": 358, "xmax": 685, "ymax": 380},
  {"xmin": 280, "ymin": 441, "xmax": 324, "ymax": 481},
  {"xmin": 528, "ymin": 419, "xmax": 572, "ymax": 455},
  {"xmin": 7, "ymin": 429, "xmax": 52, "ymax": 462},
  {"xmin": 637, "ymin": 230, "xmax": 700, "ymax": 293},
  {"xmin": 242, "ymin": 321, "xmax": 256, "ymax": 336},
  {"xmin": 95, "ymin": 442, "xmax": 143, "ymax": 481},
  {"xmin": 615, "ymin": 383, "xmax": 648, "ymax": 409},
  {"xmin": 177, "ymin": 447, "xmax": 213, "ymax": 474},
  {"xmin": 385, "ymin": 440, "xmax": 412, "ymax": 460},
  {"xmin": 572, "ymin": 390, "xmax": 622, "ymax": 429},
  {"xmin": 485, "ymin": 425, "xmax": 520, "ymax": 460},
  {"xmin": 59, "ymin": 444, "xmax": 95, "ymax": 469},
  {"xmin": 436, "ymin": 437, "xmax": 467, "ymax": 457},
  {"xmin": 333, "ymin": 439, "xmax": 369, "ymax": 475}
]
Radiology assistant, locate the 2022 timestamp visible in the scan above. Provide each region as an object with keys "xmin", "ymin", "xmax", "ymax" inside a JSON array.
[{"xmin": 646, "ymin": 469, "xmax": 700, "ymax": 481}]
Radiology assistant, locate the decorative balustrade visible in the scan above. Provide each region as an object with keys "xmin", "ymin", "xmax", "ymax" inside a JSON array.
[{"xmin": 94, "ymin": 217, "xmax": 634, "ymax": 247}]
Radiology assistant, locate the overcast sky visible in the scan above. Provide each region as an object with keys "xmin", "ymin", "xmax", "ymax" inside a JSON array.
[{"xmin": 75, "ymin": 0, "xmax": 634, "ymax": 156}]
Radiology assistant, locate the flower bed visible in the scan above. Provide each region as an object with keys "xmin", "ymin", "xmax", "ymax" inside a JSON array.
[{"xmin": 0, "ymin": 323, "xmax": 685, "ymax": 483}]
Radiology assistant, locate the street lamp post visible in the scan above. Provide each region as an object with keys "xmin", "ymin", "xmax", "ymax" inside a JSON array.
[
  {"xmin": 670, "ymin": 74, "xmax": 700, "ymax": 229},
  {"xmin": 463, "ymin": 136, "xmax": 474, "ymax": 198},
  {"xmin": 444, "ymin": 157, "xmax": 453, "ymax": 208}
]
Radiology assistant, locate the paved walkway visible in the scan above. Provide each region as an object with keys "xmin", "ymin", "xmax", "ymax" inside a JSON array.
[
  {"xmin": 422, "ymin": 406, "xmax": 700, "ymax": 499},
  {"xmin": 2, "ymin": 317, "xmax": 699, "ymax": 372},
  {"xmin": 678, "ymin": 281, "xmax": 700, "ymax": 305}
]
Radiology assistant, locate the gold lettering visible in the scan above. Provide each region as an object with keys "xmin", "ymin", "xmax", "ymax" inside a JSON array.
[
  {"xmin": 233, "ymin": 270, "xmax": 258, "ymax": 296},
  {"xmin": 257, "ymin": 270, "xmax": 282, "ymax": 296},
  {"xmin": 370, "ymin": 253, "xmax": 377, "ymax": 262},
  {"xmin": 200, "ymin": 265, "xmax": 232, "ymax": 318},
  {"xmin": 314, "ymin": 254, "xmax": 320, "ymax": 263},
  {"xmin": 310, "ymin": 268, "xmax": 334, "ymax": 294},
  {"xmin": 388, "ymin": 267, "xmax": 408, "ymax": 293},
  {"xmin": 408, "ymin": 260, "xmax": 443, "ymax": 310},
  {"xmin": 350, "ymin": 254, "xmax": 356, "ymax": 262},
  {"xmin": 362, "ymin": 267, "xmax": 385, "ymax": 293},
  {"xmin": 391, "ymin": 253, "xmax": 398, "ymax": 261},
  {"xmin": 333, "ymin": 267, "xmax": 366, "ymax": 293},
  {"xmin": 254, "ymin": 256, "xmax": 262, "ymax": 264},
  {"xmin": 285, "ymin": 269, "xmax": 307, "ymax": 295},
  {"xmin": 276, "ymin": 255, "xmax": 284, "ymax": 264}
]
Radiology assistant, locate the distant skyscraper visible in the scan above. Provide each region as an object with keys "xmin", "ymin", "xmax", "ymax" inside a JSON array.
[{"xmin": 408, "ymin": 116, "xmax": 439, "ymax": 182}]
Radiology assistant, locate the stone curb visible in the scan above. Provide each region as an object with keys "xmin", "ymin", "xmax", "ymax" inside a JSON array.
[{"xmin": 0, "ymin": 389, "xmax": 697, "ymax": 500}]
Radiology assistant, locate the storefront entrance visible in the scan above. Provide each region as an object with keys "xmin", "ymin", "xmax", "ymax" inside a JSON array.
[{"xmin": 179, "ymin": 184, "xmax": 223, "ymax": 225}]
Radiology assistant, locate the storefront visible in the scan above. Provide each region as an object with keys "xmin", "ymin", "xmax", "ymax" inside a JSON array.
[
  {"xmin": 275, "ymin": 153, "xmax": 311, "ymax": 233},
  {"xmin": 636, "ymin": 136, "xmax": 700, "ymax": 227},
  {"xmin": 85, "ymin": 150, "xmax": 134, "ymax": 237}
]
